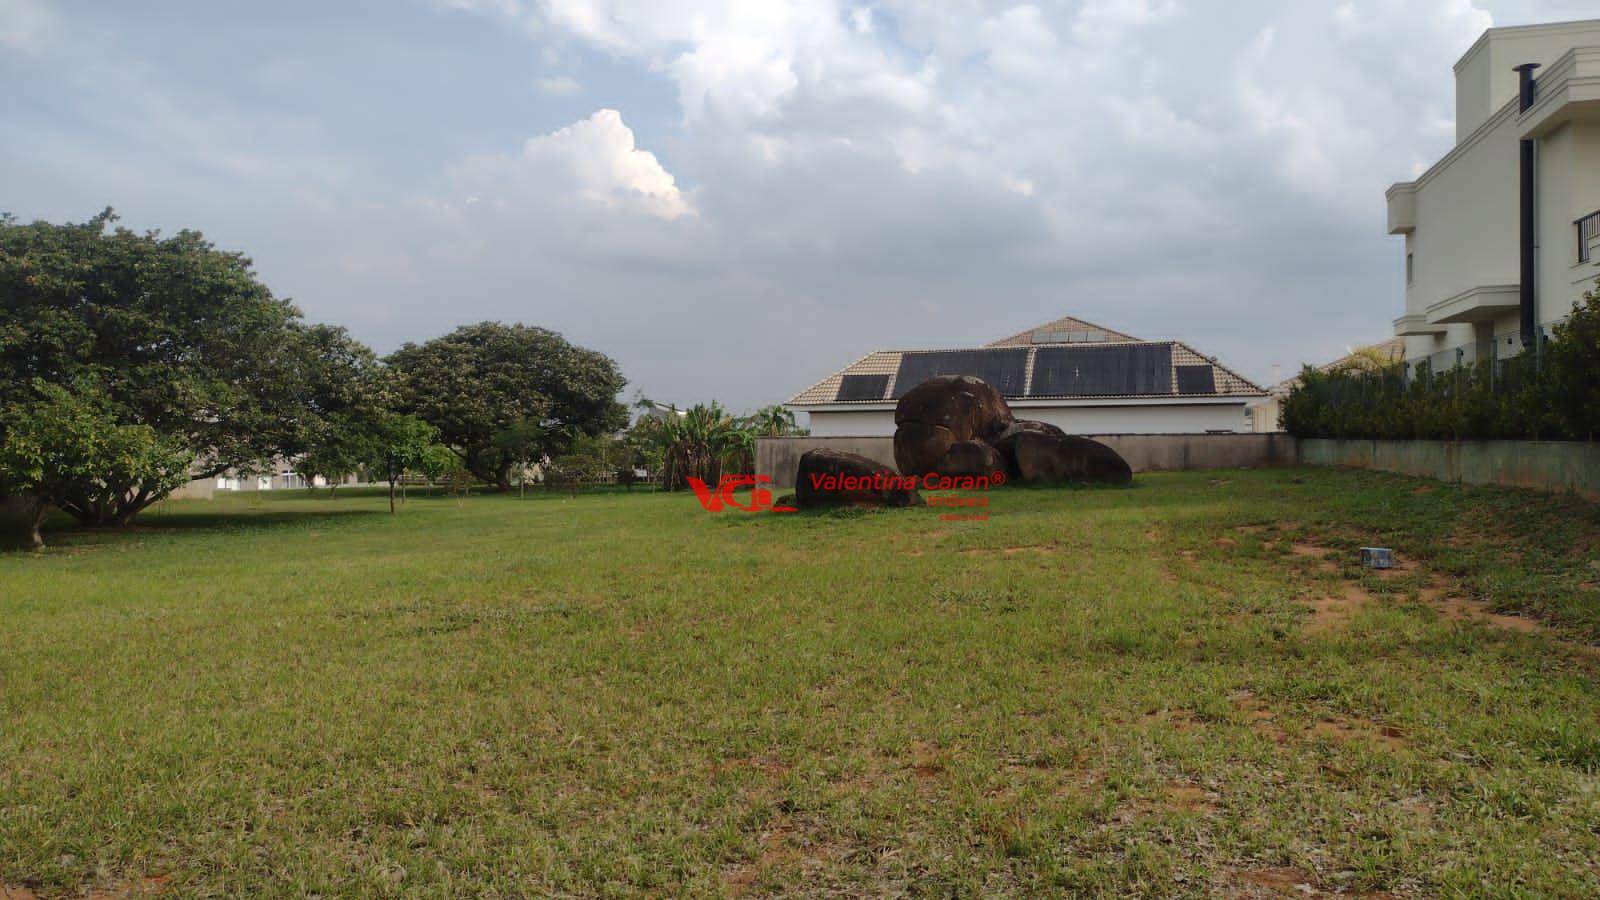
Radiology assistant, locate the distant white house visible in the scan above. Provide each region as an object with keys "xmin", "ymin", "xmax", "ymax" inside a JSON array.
[
  {"xmin": 1387, "ymin": 19, "xmax": 1600, "ymax": 371},
  {"xmin": 210, "ymin": 460, "xmax": 349, "ymax": 492},
  {"xmin": 785, "ymin": 315, "xmax": 1265, "ymax": 436}
]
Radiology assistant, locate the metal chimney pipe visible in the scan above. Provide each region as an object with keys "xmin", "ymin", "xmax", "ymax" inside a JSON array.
[
  {"xmin": 1515, "ymin": 63, "xmax": 1540, "ymax": 113},
  {"xmin": 1515, "ymin": 63, "xmax": 1541, "ymax": 347}
]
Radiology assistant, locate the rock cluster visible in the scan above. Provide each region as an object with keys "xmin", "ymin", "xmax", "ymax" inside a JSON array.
[
  {"xmin": 787, "ymin": 375, "xmax": 1132, "ymax": 508},
  {"xmin": 895, "ymin": 375, "xmax": 1132, "ymax": 485}
]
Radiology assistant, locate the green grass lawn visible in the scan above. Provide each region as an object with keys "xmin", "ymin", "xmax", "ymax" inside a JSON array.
[{"xmin": 3, "ymin": 468, "xmax": 1600, "ymax": 897}]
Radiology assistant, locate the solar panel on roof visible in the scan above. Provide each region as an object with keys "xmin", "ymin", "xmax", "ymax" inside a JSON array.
[
  {"xmin": 891, "ymin": 349, "xmax": 1029, "ymax": 398},
  {"xmin": 1174, "ymin": 364, "xmax": 1217, "ymax": 395},
  {"xmin": 835, "ymin": 373, "xmax": 890, "ymax": 402},
  {"xmin": 1029, "ymin": 344, "xmax": 1173, "ymax": 397}
]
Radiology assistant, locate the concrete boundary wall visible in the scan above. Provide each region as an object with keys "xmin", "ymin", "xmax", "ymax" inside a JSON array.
[
  {"xmin": 1296, "ymin": 438, "xmax": 1600, "ymax": 500},
  {"xmin": 755, "ymin": 433, "xmax": 1295, "ymax": 489}
]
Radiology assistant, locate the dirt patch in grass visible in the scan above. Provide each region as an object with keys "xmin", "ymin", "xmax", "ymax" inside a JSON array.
[
  {"xmin": 713, "ymin": 756, "xmax": 793, "ymax": 779},
  {"xmin": 1310, "ymin": 717, "xmax": 1409, "ymax": 752},
  {"xmin": 3, "ymin": 877, "xmax": 170, "ymax": 899},
  {"xmin": 1289, "ymin": 542, "xmax": 1341, "ymax": 574},
  {"xmin": 1163, "ymin": 780, "xmax": 1216, "ymax": 813},
  {"xmin": 908, "ymin": 741, "xmax": 945, "ymax": 781},
  {"xmin": 1418, "ymin": 579, "xmax": 1551, "ymax": 638},
  {"xmin": 1230, "ymin": 866, "xmax": 1324, "ymax": 896},
  {"xmin": 1142, "ymin": 707, "xmax": 1204, "ymax": 732},
  {"xmin": 1435, "ymin": 594, "xmax": 1542, "ymax": 635},
  {"xmin": 724, "ymin": 820, "xmax": 849, "ymax": 895},
  {"xmin": 1232, "ymin": 691, "xmax": 1290, "ymax": 743},
  {"xmin": 1304, "ymin": 583, "xmax": 1373, "ymax": 634},
  {"xmin": 1213, "ymin": 537, "xmax": 1238, "ymax": 549}
]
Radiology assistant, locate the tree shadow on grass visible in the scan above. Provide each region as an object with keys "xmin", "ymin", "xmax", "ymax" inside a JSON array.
[{"xmin": 0, "ymin": 506, "xmax": 384, "ymax": 553}]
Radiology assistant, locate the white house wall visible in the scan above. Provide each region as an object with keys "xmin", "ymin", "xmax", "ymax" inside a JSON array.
[
  {"xmin": 804, "ymin": 402, "xmax": 1249, "ymax": 437},
  {"xmin": 1401, "ymin": 102, "xmax": 1520, "ymax": 368},
  {"xmin": 1540, "ymin": 119, "xmax": 1600, "ymax": 315},
  {"xmin": 1454, "ymin": 21, "xmax": 1600, "ymax": 140},
  {"xmin": 806, "ymin": 410, "xmax": 897, "ymax": 436},
  {"xmin": 1400, "ymin": 22, "xmax": 1600, "ymax": 371}
]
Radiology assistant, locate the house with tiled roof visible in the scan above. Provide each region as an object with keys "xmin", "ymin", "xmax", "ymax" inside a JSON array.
[
  {"xmin": 786, "ymin": 315, "xmax": 1266, "ymax": 437},
  {"xmin": 1246, "ymin": 337, "xmax": 1407, "ymax": 433}
]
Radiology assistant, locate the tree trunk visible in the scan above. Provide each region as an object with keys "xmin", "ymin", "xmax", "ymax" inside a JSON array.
[
  {"xmin": 25, "ymin": 498, "xmax": 47, "ymax": 550},
  {"xmin": 113, "ymin": 487, "xmax": 155, "ymax": 527},
  {"xmin": 388, "ymin": 478, "xmax": 396, "ymax": 514}
]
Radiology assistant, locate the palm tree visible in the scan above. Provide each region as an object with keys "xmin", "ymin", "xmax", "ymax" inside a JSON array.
[
  {"xmin": 747, "ymin": 404, "xmax": 798, "ymax": 438},
  {"xmin": 656, "ymin": 402, "xmax": 753, "ymax": 491}
]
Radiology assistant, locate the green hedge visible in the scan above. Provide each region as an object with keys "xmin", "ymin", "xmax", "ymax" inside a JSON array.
[{"xmin": 1282, "ymin": 283, "xmax": 1600, "ymax": 442}]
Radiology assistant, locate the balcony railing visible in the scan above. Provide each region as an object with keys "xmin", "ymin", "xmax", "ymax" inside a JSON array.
[{"xmin": 1579, "ymin": 209, "xmax": 1600, "ymax": 264}]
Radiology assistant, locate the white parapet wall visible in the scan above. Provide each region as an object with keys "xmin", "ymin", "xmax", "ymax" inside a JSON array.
[{"xmin": 804, "ymin": 401, "xmax": 1252, "ymax": 437}]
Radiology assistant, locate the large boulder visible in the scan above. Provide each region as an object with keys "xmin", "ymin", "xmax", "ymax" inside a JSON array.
[
  {"xmin": 893, "ymin": 376, "xmax": 1013, "ymax": 474},
  {"xmin": 793, "ymin": 448, "xmax": 922, "ymax": 508},
  {"xmin": 992, "ymin": 421, "xmax": 1131, "ymax": 485},
  {"xmin": 989, "ymin": 419, "xmax": 1068, "ymax": 477},
  {"xmin": 892, "ymin": 422, "xmax": 955, "ymax": 480},
  {"xmin": 934, "ymin": 439, "xmax": 1004, "ymax": 480}
]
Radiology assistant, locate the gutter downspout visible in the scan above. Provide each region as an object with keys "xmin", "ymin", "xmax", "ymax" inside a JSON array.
[{"xmin": 1516, "ymin": 63, "xmax": 1540, "ymax": 348}]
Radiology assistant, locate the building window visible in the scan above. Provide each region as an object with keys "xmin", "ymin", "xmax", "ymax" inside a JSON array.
[
  {"xmin": 1405, "ymin": 252, "xmax": 1414, "ymax": 285},
  {"xmin": 1578, "ymin": 210, "xmax": 1598, "ymax": 264}
]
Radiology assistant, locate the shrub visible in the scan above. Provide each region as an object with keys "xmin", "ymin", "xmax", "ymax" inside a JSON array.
[{"xmin": 1283, "ymin": 282, "xmax": 1600, "ymax": 442}]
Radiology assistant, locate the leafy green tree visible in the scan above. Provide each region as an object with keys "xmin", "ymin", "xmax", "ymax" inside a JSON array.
[
  {"xmin": 546, "ymin": 433, "xmax": 623, "ymax": 495},
  {"xmin": 363, "ymin": 413, "xmax": 438, "ymax": 513},
  {"xmin": 387, "ymin": 322, "xmax": 627, "ymax": 491},
  {"xmin": 416, "ymin": 443, "xmax": 462, "ymax": 494},
  {"xmin": 287, "ymin": 325, "xmax": 389, "ymax": 494},
  {"xmin": 293, "ymin": 414, "xmax": 368, "ymax": 495},
  {"xmin": 491, "ymin": 419, "xmax": 545, "ymax": 498},
  {"xmin": 1547, "ymin": 282, "xmax": 1600, "ymax": 441},
  {"xmin": 0, "ymin": 209, "xmax": 380, "ymax": 524},
  {"xmin": 0, "ymin": 382, "xmax": 190, "ymax": 548},
  {"xmin": 746, "ymin": 404, "xmax": 801, "ymax": 437}
]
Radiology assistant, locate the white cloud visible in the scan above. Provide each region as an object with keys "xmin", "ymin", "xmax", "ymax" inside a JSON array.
[
  {"xmin": 1071, "ymin": 0, "xmax": 1179, "ymax": 47},
  {"xmin": 14, "ymin": 0, "xmax": 1599, "ymax": 413},
  {"xmin": 451, "ymin": 108, "xmax": 693, "ymax": 221},
  {"xmin": 536, "ymin": 74, "xmax": 582, "ymax": 94}
]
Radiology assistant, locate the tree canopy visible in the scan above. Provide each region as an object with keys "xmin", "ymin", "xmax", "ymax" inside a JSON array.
[
  {"xmin": 0, "ymin": 209, "xmax": 383, "ymax": 525},
  {"xmin": 386, "ymin": 322, "xmax": 627, "ymax": 490},
  {"xmin": 0, "ymin": 381, "xmax": 192, "ymax": 547}
]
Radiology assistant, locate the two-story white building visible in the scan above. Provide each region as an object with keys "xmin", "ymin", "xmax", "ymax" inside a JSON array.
[{"xmin": 1387, "ymin": 19, "xmax": 1600, "ymax": 371}]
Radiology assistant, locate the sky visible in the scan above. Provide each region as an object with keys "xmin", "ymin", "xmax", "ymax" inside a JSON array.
[{"xmin": 3, "ymin": 0, "xmax": 1597, "ymax": 414}]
